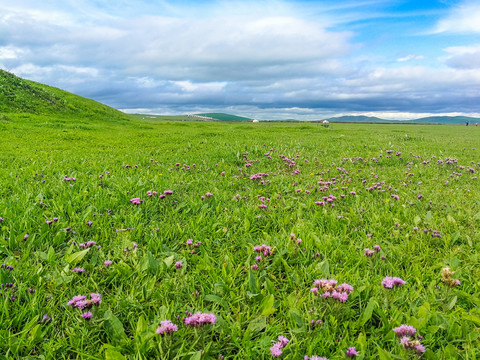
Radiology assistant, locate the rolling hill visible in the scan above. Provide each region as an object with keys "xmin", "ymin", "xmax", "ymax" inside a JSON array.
[
  {"xmin": 196, "ymin": 113, "xmax": 252, "ymax": 121},
  {"xmin": 0, "ymin": 69, "xmax": 132, "ymax": 123}
]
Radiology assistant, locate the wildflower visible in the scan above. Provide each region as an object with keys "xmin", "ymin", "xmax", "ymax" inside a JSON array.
[
  {"xmin": 104, "ymin": 260, "xmax": 112, "ymax": 267},
  {"xmin": 393, "ymin": 324, "xmax": 416, "ymax": 337},
  {"xmin": 382, "ymin": 277, "xmax": 406, "ymax": 288},
  {"xmin": 130, "ymin": 197, "xmax": 142, "ymax": 205},
  {"xmin": 373, "ymin": 245, "xmax": 381, "ymax": 252},
  {"xmin": 441, "ymin": 267, "xmax": 461, "ymax": 287},
  {"xmin": 81, "ymin": 311, "xmax": 93, "ymax": 320},
  {"xmin": 90, "ymin": 293, "xmax": 102, "ymax": 305},
  {"xmin": 346, "ymin": 347, "xmax": 358, "ymax": 358},
  {"xmin": 72, "ymin": 267, "xmax": 85, "ymax": 273},
  {"xmin": 205, "ymin": 192, "xmax": 213, "ymax": 197},
  {"xmin": 175, "ymin": 261, "xmax": 183, "ymax": 269},
  {"xmin": 270, "ymin": 336, "xmax": 289, "ymax": 357},
  {"xmin": 186, "ymin": 239, "xmax": 193, "ymax": 245},
  {"xmin": 156, "ymin": 320, "xmax": 178, "ymax": 335},
  {"xmin": 252, "ymin": 264, "xmax": 259, "ymax": 270},
  {"xmin": 364, "ymin": 248, "xmax": 374, "ymax": 257},
  {"xmin": 183, "ymin": 312, "xmax": 216, "ymax": 327}
]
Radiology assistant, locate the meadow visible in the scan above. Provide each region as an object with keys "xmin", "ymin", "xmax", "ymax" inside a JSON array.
[{"xmin": 0, "ymin": 118, "xmax": 479, "ymax": 359}]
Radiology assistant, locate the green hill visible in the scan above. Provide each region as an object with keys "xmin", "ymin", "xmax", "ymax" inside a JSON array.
[
  {"xmin": 324, "ymin": 115, "xmax": 395, "ymax": 123},
  {"xmin": 410, "ymin": 116, "xmax": 479, "ymax": 124},
  {"xmin": 196, "ymin": 113, "xmax": 252, "ymax": 121},
  {"xmin": 0, "ymin": 69, "xmax": 131, "ymax": 123}
]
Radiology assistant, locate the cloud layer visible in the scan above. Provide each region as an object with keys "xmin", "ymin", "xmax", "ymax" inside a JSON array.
[{"xmin": 1, "ymin": 0, "xmax": 480, "ymax": 119}]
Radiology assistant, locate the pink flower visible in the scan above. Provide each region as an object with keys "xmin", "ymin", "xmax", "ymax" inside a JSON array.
[
  {"xmin": 130, "ymin": 197, "xmax": 142, "ymax": 205},
  {"xmin": 156, "ymin": 320, "xmax": 178, "ymax": 335},
  {"xmin": 183, "ymin": 312, "xmax": 216, "ymax": 327},
  {"xmin": 81, "ymin": 311, "xmax": 93, "ymax": 320},
  {"xmin": 346, "ymin": 347, "xmax": 358, "ymax": 358},
  {"xmin": 175, "ymin": 261, "xmax": 183, "ymax": 269},
  {"xmin": 382, "ymin": 276, "xmax": 406, "ymax": 288},
  {"xmin": 393, "ymin": 324, "xmax": 416, "ymax": 337}
]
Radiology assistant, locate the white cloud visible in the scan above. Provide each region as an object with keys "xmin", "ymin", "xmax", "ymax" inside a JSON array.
[
  {"xmin": 397, "ymin": 55, "xmax": 424, "ymax": 62},
  {"xmin": 442, "ymin": 44, "xmax": 480, "ymax": 69},
  {"xmin": 433, "ymin": 1, "xmax": 480, "ymax": 33}
]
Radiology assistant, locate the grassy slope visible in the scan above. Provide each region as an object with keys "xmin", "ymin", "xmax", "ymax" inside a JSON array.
[{"xmin": 0, "ymin": 69, "xmax": 132, "ymax": 125}]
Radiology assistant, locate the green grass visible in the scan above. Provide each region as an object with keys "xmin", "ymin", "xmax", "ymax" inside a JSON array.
[
  {"xmin": 0, "ymin": 116, "xmax": 479, "ymax": 359},
  {"xmin": 0, "ymin": 69, "xmax": 132, "ymax": 125}
]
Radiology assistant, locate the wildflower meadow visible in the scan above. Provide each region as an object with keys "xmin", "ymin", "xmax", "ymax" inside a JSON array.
[{"xmin": 0, "ymin": 119, "xmax": 479, "ymax": 359}]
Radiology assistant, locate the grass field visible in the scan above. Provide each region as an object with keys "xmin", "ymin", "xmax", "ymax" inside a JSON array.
[{"xmin": 0, "ymin": 117, "xmax": 479, "ymax": 359}]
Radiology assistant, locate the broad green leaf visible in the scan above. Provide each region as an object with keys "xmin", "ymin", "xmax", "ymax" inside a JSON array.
[
  {"xmin": 360, "ymin": 299, "xmax": 376, "ymax": 326},
  {"xmin": 204, "ymin": 294, "xmax": 230, "ymax": 311},
  {"xmin": 104, "ymin": 310, "xmax": 127, "ymax": 345},
  {"xmin": 65, "ymin": 248, "xmax": 90, "ymax": 265},
  {"xmin": 447, "ymin": 296, "xmax": 457, "ymax": 310},
  {"xmin": 315, "ymin": 259, "xmax": 330, "ymax": 277},
  {"xmin": 246, "ymin": 316, "xmax": 266, "ymax": 334},
  {"xmin": 377, "ymin": 347, "xmax": 393, "ymax": 360},
  {"xmin": 260, "ymin": 294, "xmax": 276, "ymax": 316},
  {"xmin": 105, "ymin": 348, "xmax": 126, "ymax": 360},
  {"xmin": 163, "ymin": 255, "xmax": 175, "ymax": 267}
]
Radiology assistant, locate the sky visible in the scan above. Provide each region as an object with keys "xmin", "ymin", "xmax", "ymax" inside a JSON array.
[{"xmin": 1, "ymin": 0, "xmax": 480, "ymax": 120}]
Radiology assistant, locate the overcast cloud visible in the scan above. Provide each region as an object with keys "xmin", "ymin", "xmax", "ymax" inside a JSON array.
[{"xmin": 1, "ymin": 0, "xmax": 480, "ymax": 119}]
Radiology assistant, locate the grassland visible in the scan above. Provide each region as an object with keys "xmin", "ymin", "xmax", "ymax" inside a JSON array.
[{"xmin": 0, "ymin": 111, "xmax": 479, "ymax": 359}]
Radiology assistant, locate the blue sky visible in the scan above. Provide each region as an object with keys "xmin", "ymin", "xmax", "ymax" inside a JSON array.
[{"xmin": 1, "ymin": 0, "xmax": 479, "ymax": 119}]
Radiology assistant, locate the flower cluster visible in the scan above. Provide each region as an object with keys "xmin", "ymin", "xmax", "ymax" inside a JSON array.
[
  {"xmin": 156, "ymin": 320, "xmax": 178, "ymax": 335},
  {"xmin": 346, "ymin": 347, "xmax": 358, "ymax": 358},
  {"xmin": 254, "ymin": 244, "xmax": 273, "ymax": 257},
  {"xmin": 393, "ymin": 324, "xmax": 426, "ymax": 355},
  {"xmin": 381, "ymin": 277, "xmax": 406, "ymax": 289},
  {"xmin": 67, "ymin": 293, "xmax": 102, "ymax": 320},
  {"xmin": 364, "ymin": 245, "xmax": 381, "ymax": 257},
  {"xmin": 441, "ymin": 267, "xmax": 461, "ymax": 287},
  {"xmin": 183, "ymin": 312, "xmax": 216, "ymax": 327},
  {"xmin": 270, "ymin": 336, "xmax": 289, "ymax": 357},
  {"xmin": 304, "ymin": 356, "xmax": 328, "ymax": 360},
  {"xmin": 310, "ymin": 279, "xmax": 354, "ymax": 303},
  {"xmin": 130, "ymin": 197, "xmax": 142, "ymax": 205}
]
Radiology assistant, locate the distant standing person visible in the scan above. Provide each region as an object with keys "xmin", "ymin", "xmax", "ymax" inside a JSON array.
[{"xmin": 466, "ymin": 121, "xmax": 469, "ymax": 126}]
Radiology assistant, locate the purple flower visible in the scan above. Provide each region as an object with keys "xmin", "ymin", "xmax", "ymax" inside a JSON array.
[
  {"xmin": 346, "ymin": 347, "xmax": 358, "ymax": 358},
  {"xmin": 393, "ymin": 324, "xmax": 416, "ymax": 337},
  {"xmin": 270, "ymin": 343, "xmax": 283, "ymax": 357},
  {"xmin": 86, "ymin": 221, "xmax": 93, "ymax": 226},
  {"xmin": 130, "ymin": 197, "xmax": 142, "ymax": 205},
  {"xmin": 251, "ymin": 264, "xmax": 259, "ymax": 270},
  {"xmin": 156, "ymin": 320, "xmax": 178, "ymax": 335},
  {"xmin": 90, "ymin": 293, "xmax": 102, "ymax": 305},
  {"xmin": 183, "ymin": 312, "xmax": 216, "ymax": 327},
  {"xmin": 364, "ymin": 248, "xmax": 374, "ymax": 257},
  {"xmin": 81, "ymin": 311, "xmax": 93, "ymax": 320},
  {"xmin": 373, "ymin": 245, "xmax": 381, "ymax": 252},
  {"xmin": 382, "ymin": 277, "xmax": 406, "ymax": 288},
  {"xmin": 175, "ymin": 261, "xmax": 183, "ymax": 269},
  {"xmin": 72, "ymin": 267, "xmax": 85, "ymax": 273},
  {"xmin": 104, "ymin": 260, "xmax": 112, "ymax": 267}
]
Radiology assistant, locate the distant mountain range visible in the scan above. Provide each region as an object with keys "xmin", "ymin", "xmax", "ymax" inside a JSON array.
[
  {"xmin": 323, "ymin": 115, "xmax": 480, "ymax": 124},
  {"xmin": 191, "ymin": 113, "xmax": 480, "ymax": 124}
]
